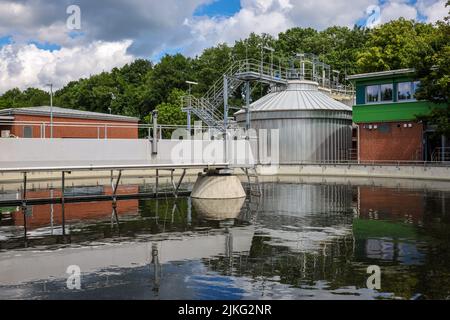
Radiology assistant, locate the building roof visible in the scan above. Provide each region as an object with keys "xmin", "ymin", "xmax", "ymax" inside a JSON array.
[
  {"xmin": 235, "ymin": 80, "xmax": 351, "ymax": 115},
  {"xmin": 346, "ymin": 68, "xmax": 415, "ymax": 81},
  {"xmin": 0, "ymin": 106, "xmax": 139, "ymax": 122},
  {"xmin": 0, "ymin": 115, "xmax": 14, "ymax": 121}
]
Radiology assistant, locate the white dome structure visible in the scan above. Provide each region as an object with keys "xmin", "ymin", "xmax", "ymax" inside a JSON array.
[{"xmin": 235, "ymin": 80, "xmax": 353, "ymax": 163}]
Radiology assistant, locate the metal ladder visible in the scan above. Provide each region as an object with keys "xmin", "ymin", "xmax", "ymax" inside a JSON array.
[{"xmin": 242, "ymin": 167, "xmax": 261, "ymax": 197}]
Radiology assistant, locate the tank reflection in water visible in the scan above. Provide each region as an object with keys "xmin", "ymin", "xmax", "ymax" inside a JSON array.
[
  {"xmin": 0, "ymin": 180, "xmax": 450, "ymax": 300},
  {"xmin": 192, "ymin": 197, "xmax": 246, "ymax": 221}
]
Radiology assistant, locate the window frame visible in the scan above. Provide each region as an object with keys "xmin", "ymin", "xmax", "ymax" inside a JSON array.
[
  {"xmin": 365, "ymin": 85, "xmax": 380, "ymax": 104},
  {"xmin": 365, "ymin": 83, "xmax": 393, "ymax": 104},
  {"xmin": 397, "ymin": 80, "xmax": 420, "ymax": 102},
  {"xmin": 23, "ymin": 126, "xmax": 33, "ymax": 138}
]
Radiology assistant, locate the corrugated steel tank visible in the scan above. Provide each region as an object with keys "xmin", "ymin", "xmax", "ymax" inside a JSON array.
[{"xmin": 235, "ymin": 80, "xmax": 353, "ymax": 164}]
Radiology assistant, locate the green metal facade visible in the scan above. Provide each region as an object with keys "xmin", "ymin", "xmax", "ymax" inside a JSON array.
[
  {"xmin": 352, "ymin": 72, "xmax": 441, "ymax": 123},
  {"xmin": 353, "ymin": 100, "xmax": 437, "ymax": 123}
]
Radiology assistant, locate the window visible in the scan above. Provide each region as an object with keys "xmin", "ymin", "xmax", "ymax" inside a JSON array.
[
  {"xmin": 380, "ymin": 84, "xmax": 393, "ymax": 101},
  {"xmin": 366, "ymin": 85, "xmax": 379, "ymax": 103},
  {"xmin": 397, "ymin": 82, "xmax": 412, "ymax": 100},
  {"xmin": 397, "ymin": 81, "xmax": 420, "ymax": 101},
  {"xmin": 23, "ymin": 126, "xmax": 33, "ymax": 138},
  {"xmin": 412, "ymin": 81, "xmax": 420, "ymax": 97},
  {"xmin": 365, "ymin": 84, "xmax": 393, "ymax": 103}
]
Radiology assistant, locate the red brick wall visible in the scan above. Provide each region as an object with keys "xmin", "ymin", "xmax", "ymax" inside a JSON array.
[
  {"xmin": 10, "ymin": 114, "xmax": 138, "ymax": 139},
  {"xmin": 359, "ymin": 122, "xmax": 423, "ymax": 161}
]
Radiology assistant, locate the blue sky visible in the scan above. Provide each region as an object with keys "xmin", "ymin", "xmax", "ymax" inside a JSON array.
[
  {"xmin": 194, "ymin": 0, "xmax": 242, "ymax": 17},
  {"xmin": 0, "ymin": 35, "xmax": 12, "ymax": 47}
]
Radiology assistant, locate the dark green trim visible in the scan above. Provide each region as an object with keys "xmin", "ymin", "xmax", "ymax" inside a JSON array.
[
  {"xmin": 355, "ymin": 76, "xmax": 418, "ymax": 105},
  {"xmin": 353, "ymin": 101, "xmax": 444, "ymax": 123}
]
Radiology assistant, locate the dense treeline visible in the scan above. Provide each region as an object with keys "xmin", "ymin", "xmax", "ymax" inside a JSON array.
[{"xmin": 0, "ymin": 6, "xmax": 449, "ymax": 128}]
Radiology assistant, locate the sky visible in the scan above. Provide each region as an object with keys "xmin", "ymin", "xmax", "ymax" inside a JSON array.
[{"xmin": 0, "ymin": 0, "xmax": 447, "ymax": 94}]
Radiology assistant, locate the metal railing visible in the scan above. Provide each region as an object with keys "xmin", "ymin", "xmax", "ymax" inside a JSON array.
[
  {"xmin": 0, "ymin": 120, "xmax": 225, "ymax": 140},
  {"xmin": 431, "ymin": 147, "xmax": 450, "ymax": 162},
  {"xmin": 182, "ymin": 56, "xmax": 355, "ymax": 132}
]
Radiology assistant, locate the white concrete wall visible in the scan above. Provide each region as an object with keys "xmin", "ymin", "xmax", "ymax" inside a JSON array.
[
  {"xmin": 0, "ymin": 138, "xmax": 255, "ymax": 170},
  {"xmin": 258, "ymin": 164, "xmax": 450, "ymax": 181}
]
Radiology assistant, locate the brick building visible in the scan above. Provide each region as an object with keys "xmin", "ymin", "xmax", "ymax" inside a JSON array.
[
  {"xmin": 348, "ymin": 69, "xmax": 447, "ymax": 161},
  {"xmin": 0, "ymin": 106, "xmax": 139, "ymax": 139}
]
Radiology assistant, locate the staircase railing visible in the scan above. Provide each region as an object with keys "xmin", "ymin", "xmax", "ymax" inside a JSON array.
[{"xmin": 182, "ymin": 57, "xmax": 355, "ymax": 132}]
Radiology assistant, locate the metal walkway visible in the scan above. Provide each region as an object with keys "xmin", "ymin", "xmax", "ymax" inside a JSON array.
[{"xmin": 183, "ymin": 54, "xmax": 355, "ymax": 132}]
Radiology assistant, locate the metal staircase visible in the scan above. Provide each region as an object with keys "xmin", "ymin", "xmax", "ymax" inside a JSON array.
[
  {"xmin": 182, "ymin": 59, "xmax": 290, "ymax": 132},
  {"xmin": 182, "ymin": 56, "xmax": 355, "ymax": 132}
]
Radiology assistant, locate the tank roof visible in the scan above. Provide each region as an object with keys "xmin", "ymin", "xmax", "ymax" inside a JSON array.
[{"xmin": 235, "ymin": 80, "xmax": 351, "ymax": 115}]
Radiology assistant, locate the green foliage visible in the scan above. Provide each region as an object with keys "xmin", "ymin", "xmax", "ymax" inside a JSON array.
[
  {"xmin": 0, "ymin": 87, "xmax": 50, "ymax": 109},
  {"xmin": 155, "ymin": 88, "xmax": 187, "ymax": 126},
  {"xmin": 356, "ymin": 18, "xmax": 436, "ymax": 72},
  {"xmin": 414, "ymin": 2, "xmax": 450, "ymax": 135}
]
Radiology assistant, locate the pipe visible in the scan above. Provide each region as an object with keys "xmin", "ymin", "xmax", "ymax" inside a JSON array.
[{"xmin": 152, "ymin": 110, "xmax": 158, "ymax": 154}]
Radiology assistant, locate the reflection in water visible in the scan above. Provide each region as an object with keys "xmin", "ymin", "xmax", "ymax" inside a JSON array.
[
  {"xmin": 0, "ymin": 180, "xmax": 450, "ymax": 300},
  {"xmin": 192, "ymin": 197, "xmax": 246, "ymax": 220}
]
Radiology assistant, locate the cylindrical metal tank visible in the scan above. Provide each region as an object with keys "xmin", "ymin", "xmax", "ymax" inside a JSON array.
[{"xmin": 235, "ymin": 80, "xmax": 352, "ymax": 164}]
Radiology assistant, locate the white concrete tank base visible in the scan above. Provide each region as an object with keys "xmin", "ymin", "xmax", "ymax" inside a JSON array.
[{"xmin": 191, "ymin": 174, "xmax": 246, "ymax": 199}]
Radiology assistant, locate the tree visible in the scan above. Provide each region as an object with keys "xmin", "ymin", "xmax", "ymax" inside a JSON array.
[
  {"xmin": 356, "ymin": 18, "xmax": 435, "ymax": 72},
  {"xmin": 415, "ymin": 1, "xmax": 450, "ymax": 137},
  {"xmin": 146, "ymin": 54, "xmax": 193, "ymax": 106},
  {"xmin": 142, "ymin": 88, "xmax": 187, "ymax": 138},
  {"xmin": 192, "ymin": 43, "xmax": 233, "ymax": 94}
]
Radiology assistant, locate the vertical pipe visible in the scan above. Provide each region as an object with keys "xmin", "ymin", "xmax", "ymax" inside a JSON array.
[
  {"xmin": 187, "ymin": 197, "xmax": 192, "ymax": 226},
  {"xmin": 187, "ymin": 110, "xmax": 191, "ymax": 138},
  {"xmin": 22, "ymin": 172, "xmax": 27, "ymax": 242},
  {"xmin": 357, "ymin": 124, "xmax": 361, "ymax": 164},
  {"xmin": 245, "ymin": 81, "xmax": 251, "ymax": 131},
  {"xmin": 223, "ymin": 75, "xmax": 228, "ymax": 162},
  {"xmin": 322, "ymin": 68, "xmax": 326, "ymax": 87},
  {"xmin": 50, "ymin": 84, "xmax": 53, "ymax": 139},
  {"xmin": 61, "ymin": 171, "xmax": 66, "ymax": 236},
  {"xmin": 155, "ymin": 169, "xmax": 159, "ymax": 196},
  {"xmin": 152, "ymin": 110, "xmax": 158, "ymax": 154},
  {"xmin": 223, "ymin": 75, "xmax": 228, "ymax": 130}
]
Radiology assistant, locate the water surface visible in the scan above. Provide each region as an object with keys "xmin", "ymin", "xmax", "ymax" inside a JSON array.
[{"xmin": 0, "ymin": 178, "xmax": 449, "ymax": 300}]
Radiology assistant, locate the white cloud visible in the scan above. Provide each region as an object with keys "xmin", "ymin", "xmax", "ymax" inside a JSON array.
[
  {"xmin": 182, "ymin": 0, "xmax": 374, "ymax": 55},
  {"xmin": 417, "ymin": 0, "xmax": 448, "ymax": 23},
  {"xmin": 184, "ymin": 0, "xmax": 293, "ymax": 55},
  {"xmin": 0, "ymin": 40, "xmax": 134, "ymax": 93},
  {"xmin": 379, "ymin": 0, "xmax": 418, "ymax": 24}
]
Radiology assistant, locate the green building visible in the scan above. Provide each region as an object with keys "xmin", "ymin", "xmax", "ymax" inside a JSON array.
[{"xmin": 347, "ymin": 69, "xmax": 448, "ymax": 161}]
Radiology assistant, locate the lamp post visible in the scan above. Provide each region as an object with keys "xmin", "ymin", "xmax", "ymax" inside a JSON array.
[
  {"xmin": 263, "ymin": 46, "xmax": 275, "ymax": 76},
  {"xmin": 185, "ymin": 81, "xmax": 198, "ymax": 135},
  {"xmin": 46, "ymin": 83, "xmax": 53, "ymax": 138}
]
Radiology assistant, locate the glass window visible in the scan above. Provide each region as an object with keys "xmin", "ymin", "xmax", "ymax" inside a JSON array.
[
  {"xmin": 366, "ymin": 85, "xmax": 379, "ymax": 103},
  {"xmin": 380, "ymin": 84, "xmax": 393, "ymax": 101},
  {"xmin": 397, "ymin": 82, "xmax": 412, "ymax": 101},
  {"xmin": 23, "ymin": 126, "xmax": 32, "ymax": 138},
  {"xmin": 412, "ymin": 81, "xmax": 420, "ymax": 98}
]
